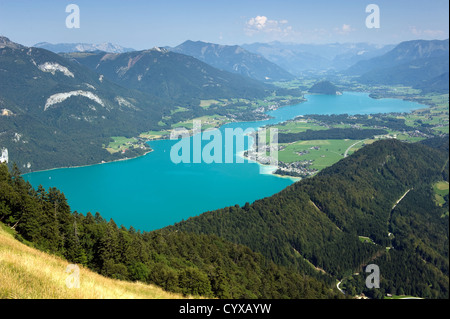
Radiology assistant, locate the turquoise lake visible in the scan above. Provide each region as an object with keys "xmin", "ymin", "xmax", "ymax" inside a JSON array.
[{"xmin": 24, "ymin": 92, "xmax": 426, "ymax": 231}]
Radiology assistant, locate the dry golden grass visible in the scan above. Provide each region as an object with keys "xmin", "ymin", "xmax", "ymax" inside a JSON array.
[{"xmin": 0, "ymin": 225, "xmax": 190, "ymax": 299}]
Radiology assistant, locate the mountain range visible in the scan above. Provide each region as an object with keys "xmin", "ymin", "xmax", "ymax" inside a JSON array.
[
  {"xmin": 1, "ymin": 36, "xmax": 274, "ymax": 171},
  {"xmin": 242, "ymin": 42, "xmax": 395, "ymax": 74},
  {"xmin": 169, "ymin": 40, "xmax": 295, "ymax": 82},
  {"xmin": 0, "ymin": 36, "xmax": 169, "ymax": 171},
  {"xmin": 61, "ymin": 48, "xmax": 272, "ymax": 104},
  {"xmin": 1, "ymin": 36, "xmax": 448, "ymax": 172},
  {"xmin": 35, "ymin": 40, "xmax": 297, "ymax": 83},
  {"xmin": 346, "ymin": 39, "xmax": 449, "ymax": 91},
  {"xmin": 346, "ymin": 39, "xmax": 449, "ymax": 75},
  {"xmin": 33, "ymin": 42, "xmax": 135, "ymax": 54},
  {"xmin": 29, "ymin": 39, "xmax": 450, "ymax": 93}
]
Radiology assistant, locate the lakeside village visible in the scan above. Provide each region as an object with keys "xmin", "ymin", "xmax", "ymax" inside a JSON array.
[
  {"xmin": 274, "ymin": 150, "xmax": 319, "ymax": 178},
  {"xmin": 245, "ymin": 149, "xmax": 319, "ymax": 178},
  {"xmin": 243, "ymin": 133, "xmax": 318, "ymax": 179}
]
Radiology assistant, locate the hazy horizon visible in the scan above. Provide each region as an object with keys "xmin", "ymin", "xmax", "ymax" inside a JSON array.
[
  {"xmin": 0, "ymin": 0, "xmax": 448, "ymax": 50},
  {"xmin": 1, "ymin": 37, "xmax": 448, "ymax": 54}
]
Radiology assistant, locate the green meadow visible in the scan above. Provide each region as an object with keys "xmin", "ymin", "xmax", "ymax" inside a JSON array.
[
  {"xmin": 105, "ymin": 136, "xmax": 139, "ymax": 154},
  {"xmin": 433, "ymin": 181, "xmax": 449, "ymax": 208},
  {"xmin": 171, "ymin": 115, "xmax": 228, "ymax": 130},
  {"xmin": 278, "ymin": 139, "xmax": 366, "ymax": 170}
]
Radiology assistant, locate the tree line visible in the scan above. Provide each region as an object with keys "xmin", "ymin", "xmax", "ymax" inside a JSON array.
[
  {"xmin": 172, "ymin": 138, "xmax": 449, "ymax": 299},
  {"xmin": 278, "ymin": 128, "xmax": 388, "ymax": 143},
  {"xmin": 0, "ymin": 163, "xmax": 341, "ymax": 299}
]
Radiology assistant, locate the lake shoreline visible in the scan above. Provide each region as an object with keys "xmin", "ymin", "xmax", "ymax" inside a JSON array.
[
  {"xmin": 23, "ymin": 91, "xmax": 432, "ymax": 231},
  {"xmin": 23, "ymin": 91, "xmax": 429, "ymax": 177},
  {"xmin": 22, "ymin": 149, "xmax": 154, "ymax": 176}
]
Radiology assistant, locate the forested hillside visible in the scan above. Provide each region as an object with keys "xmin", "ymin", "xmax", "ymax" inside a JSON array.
[
  {"xmin": 0, "ymin": 36, "xmax": 169, "ymax": 172},
  {"xmin": 1, "ymin": 136, "xmax": 448, "ymax": 299},
  {"xmin": 171, "ymin": 137, "xmax": 449, "ymax": 298},
  {"xmin": 308, "ymin": 81, "xmax": 340, "ymax": 95},
  {"xmin": 0, "ymin": 163, "xmax": 341, "ymax": 299},
  {"xmin": 278, "ymin": 128, "xmax": 388, "ymax": 143}
]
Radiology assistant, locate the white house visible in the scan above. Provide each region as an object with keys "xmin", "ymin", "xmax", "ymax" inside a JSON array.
[{"xmin": 0, "ymin": 148, "xmax": 8, "ymax": 163}]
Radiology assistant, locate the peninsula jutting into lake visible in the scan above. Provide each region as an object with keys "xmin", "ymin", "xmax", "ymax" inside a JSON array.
[{"xmin": 24, "ymin": 92, "xmax": 427, "ymax": 231}]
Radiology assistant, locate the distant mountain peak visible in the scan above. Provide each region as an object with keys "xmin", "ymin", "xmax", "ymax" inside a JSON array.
[
  {"xmin": 0, "ymin": 36, "xmax": 12, "ymax": 43},
  {"xmin": 148, "ymin": 47, "xmax": 169, "ymax": 53},
  {"xmin": 346, "ymin": 39, "xmax": 449, "ymax": 75},
  {"xmin": 344, "ymin": 39, "xmax": 449, "ymax": 93},
  {"xmin": 171, "ymin": 40, "xmax": 295, "ymax": 82},
  {"xmin": 32, "ymin": 42, "xmax": 135, "ymax": 54},
  {"xmin": 0, "ymin": 36, "xmax": 24, "ymax": 49}
]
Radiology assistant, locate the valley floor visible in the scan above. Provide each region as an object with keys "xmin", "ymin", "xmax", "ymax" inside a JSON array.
[{"xmin": 248, "ymin": 86, "xmax": 449, "ymax": 178}]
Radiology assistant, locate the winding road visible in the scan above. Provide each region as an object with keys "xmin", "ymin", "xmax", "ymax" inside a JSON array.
[
  {"xmin": 391, "ymin": 189, "xmax": 412, "ymax": 211},
  {"xmin": 344, "ymin": 140, "xmax": 366, "ymax": 158},
  {"xmin": 336, "ymin": 189, "xmax": 416, "ymax": 298},
  {"xmin": 337, "ymin": 280, "xmax": 345, "ymax": 295}
]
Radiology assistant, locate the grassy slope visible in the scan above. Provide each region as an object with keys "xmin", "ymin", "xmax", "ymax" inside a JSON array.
[{"xmin": 0, "ymin": 224, "xmax": 188, "ymax": 299}]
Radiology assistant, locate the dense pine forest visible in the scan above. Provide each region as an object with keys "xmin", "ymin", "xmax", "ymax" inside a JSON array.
[
  {"xmin": 278, "ymin": 128, "xmax": 389, "ymax": 143},
  {"xmin": 1, "ymin": 136, "xmax": 448, "ymax": 299},
  {"xmin": 0, "ymin": 163, "xmax": 341, "ymax": 299},
  {"xmin": 171, "ymin": 137, "xmax": 449, "ymax": 299}
]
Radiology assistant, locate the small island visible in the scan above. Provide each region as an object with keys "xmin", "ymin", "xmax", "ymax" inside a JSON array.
[{"xmin": 309, "ymin": 80, "xmax": 342, "ymax": 95}]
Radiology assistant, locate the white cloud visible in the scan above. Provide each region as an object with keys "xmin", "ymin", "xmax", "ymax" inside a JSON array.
[
  {"xmin": 245, "ymin": 16, "xmax": 297, "ymax": 38},
  {"xmin": 342, "ymin": 24, "xmax": 352, "ymax": 33},
  {"xmin": 334, "ymin": 24, "xmax": 355, "ymax": 35},
  {"xmin": 247, "ymin": 16, "xmax": 269, "ymax": 31}
]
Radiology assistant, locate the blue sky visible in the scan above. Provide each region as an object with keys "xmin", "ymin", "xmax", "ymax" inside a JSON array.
[{"xmin": 0, "ymin": 0, "xmax": 448, "ymax": 49}]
